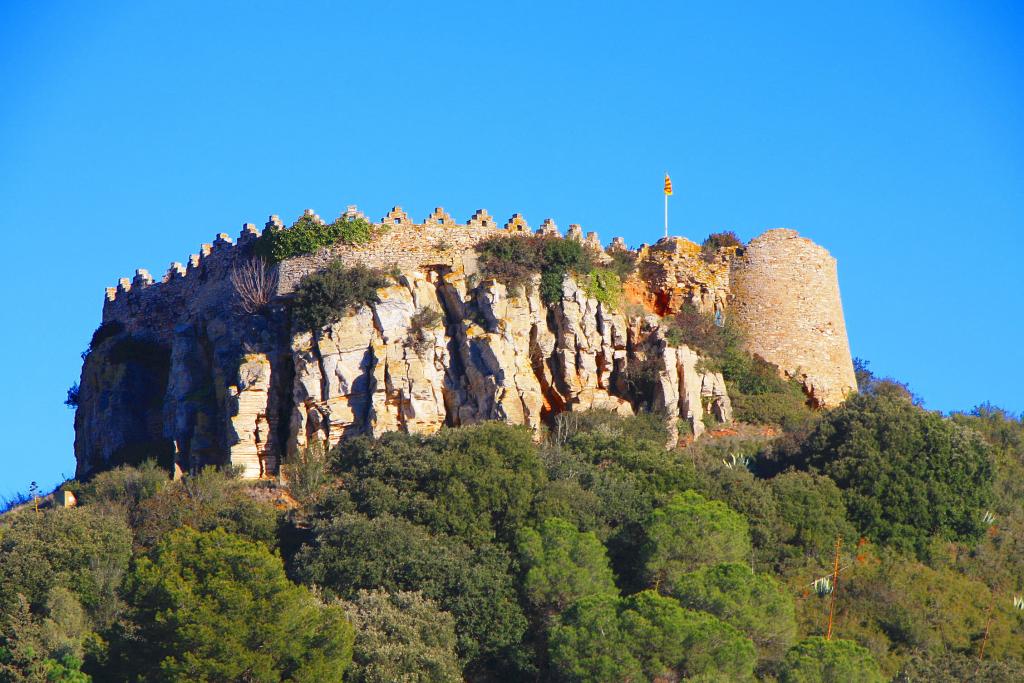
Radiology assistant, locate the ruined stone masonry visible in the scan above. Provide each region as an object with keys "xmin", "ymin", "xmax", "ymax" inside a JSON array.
[{"xmin": 74, "ymin": 205, "xmax": 857, "ymax": 479}]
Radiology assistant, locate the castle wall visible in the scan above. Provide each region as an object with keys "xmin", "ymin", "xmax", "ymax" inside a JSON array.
[{"xmin": 728, "ymin": 229, "xmax": 857, "ymax": 406}]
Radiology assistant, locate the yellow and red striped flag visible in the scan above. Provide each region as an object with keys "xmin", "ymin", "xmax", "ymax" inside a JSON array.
[{"xmin": 664, "ymin": 173, "xmax": 673, "ymax": 196}]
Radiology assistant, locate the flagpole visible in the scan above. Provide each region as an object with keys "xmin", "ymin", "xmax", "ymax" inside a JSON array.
[{"xmin": 664, "ymin": 189, "xmax": 668, "ymax": 239}]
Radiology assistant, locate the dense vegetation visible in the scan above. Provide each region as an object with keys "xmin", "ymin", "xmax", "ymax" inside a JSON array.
[
  {"xmin": 475, "ymin": 235, "xmax": 611, "ymax": 304},
  {"xmin": 291, "ymin": 260, "xmax": 389, "ymax": 331},
  {"xmin": 255, "ymin": 214, "xmax": 376, "ymax": 263},
  {"xmin": 665, "ymin": 303, "xmax": 814, "ymax": 430},
  {"xmin": 5, "ymin": 375, "xmax": 1023, "ymax": 681}
]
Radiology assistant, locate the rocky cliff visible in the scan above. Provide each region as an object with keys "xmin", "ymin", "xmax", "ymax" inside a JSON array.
[{"xmin": 74, "ymin": 206, "xmax": 854, "ymax": 479}]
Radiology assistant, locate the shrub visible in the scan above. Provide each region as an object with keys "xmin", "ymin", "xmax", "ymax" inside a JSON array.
[
  {"xmin": 606, "ymin": 248, "xmax": 637, "ymax": 280},
  {"xmin": 291, "ymin": 260, "xmax": 388, "ymax": 331},
  {"xmin": 671, "ymin": 562, "xmax": 797, "ymax": 662},
  {"xmin": 663, "ymin": 304, "xmax": 739, "ymax": 360},
  {"xmin": 408, "ymin": 307, "xmax": 444, "ymax": 353},
  {"xmin": 255, "ymin": 214, "xmax": 375, "ymax": 263},
  {"xmin": 340, "ymin": 589, "xmax": 461, "ymax": 683},
  {"xmin": 132, "ymin": 467, "xmax": 280, "ymax": 549},
  {"xmin": 330, "ymin": 423, "xmax": 546, "ymax": 545},
  {"xmin": 80, "ymin": 321, "xmax": 124, "ymax": 360},
  {"xmin": 230, "ymin": 256, "xmax": 278, "ymax": 314},
  {"xmin": 284, "ymin": 440, "xmax": 332, "ymax": 506},
  {"xmin": 642, "ymin": 491, "xmax": 752, "ymax": 591},
  {"xmin": 293, "ymin": 512, "xmax": 529, "ymax": 675},
  {"xmin": 769, "ymin": 471, "xmax": 855, "ymax": 561},
  {"xmin": 580, "ymin": 268, "xmax": 622, "ymax": 309},
  {"xmin": 516, "ymin": 517, "xmax": 617, "ymax": 616},
  {"xmin": 701, "ymin": 230, "xmax": 743, "ymax": 261},
  {"xmin": 731, "ymin": 382, "xmax": 815, "ymax": 431},
  {"xmin": 476, "ymin": 235, "xmax": 595, "ymax": 304},
  {"xmin": 780, "ymin": 637, "xmax": 884, "ymax": 683},
  {"xmin": 777, "ymin": 393, "xmax": 995, "ymax": 556},
  {"xmin": 117, "ymin": 527, "xmax": 353, "ymax": 681},
  {"xmin": 549, "ymin": 590, "xmax": 756, "ymax": 682},
  {"xmin": 0, "ymin": 506, "xmax": 133, "ymax": 620},
  {"xmin": 65, "ymin": 383, "xmax": 79, "ymax": 408}
]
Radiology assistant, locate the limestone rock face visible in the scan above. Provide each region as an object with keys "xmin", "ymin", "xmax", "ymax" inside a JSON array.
[{"xmin": 76, "ymin": 218, "xmax": 857, "ymax": 479}]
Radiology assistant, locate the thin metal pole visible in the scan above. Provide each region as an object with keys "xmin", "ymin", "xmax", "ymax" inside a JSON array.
[
  {"xmin": 826, "ymin": 536, "xmax": 842, "ymax": 640},
  {"xmin": 664, "ymin": 191, "xmax": 668, "ymax": 239}
]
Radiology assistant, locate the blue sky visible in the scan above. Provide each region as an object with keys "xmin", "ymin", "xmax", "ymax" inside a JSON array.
[{"xmin": 1, "ymin": 1, "xmax": 1022, "ymax": 497}]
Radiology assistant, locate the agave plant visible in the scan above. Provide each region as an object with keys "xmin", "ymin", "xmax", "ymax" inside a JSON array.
[
  {"xmin": 1013, "ymin": 595, "xmax": 1023, "ymax": 611},
  {"xmin": 722, "ymin": 453, "xmax": 751, "ymax": 471},
  {"xmin": 813, "ymin": 576, "xmax": 833, "ymax": 597}
]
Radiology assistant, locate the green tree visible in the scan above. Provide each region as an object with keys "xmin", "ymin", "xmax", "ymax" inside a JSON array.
[
  {"xmin": 770, "ymin": 471, "xmax": 856, "ymax": 562},
  {"xmin": 516, "ymin": 517, "xmax": 617, "ymax": 616},
  {"xmin": 780, "ymin": 637, "xmax": 884, "ymax": 683},
  {"xmin": 549, "ymin": 590, "xmax": 756, "ymax": 682},
  {"xmin": 333, "ymin": 423, "xmax": 546, "ymax": 545},
  {"xmin": 132, "ymin": 467, "xmax": 280, "ymax": 549},
  {"xmin": 293, "ymin": 512, "xmax": 528, "ymax": 677},
  {"xmin": 781, "ymin": 393, "xmax": 994, "ymax": 557},
  {"xmin": 341, "ymin": 589, "xmax": 461, "ymax": 683},
  {"xmin": 0, "ymin": 507, "xmax": 132, "ymax": 621},
  {"xmin": 642, "ymin": 491, "xmax": 751, "ymax": 591},
  {"xmin": 0, "ymin": 594, "xmax": 92, "ymax": 683},
  {"xmin": 672, "ymin": 562, "xmax": 796, "ymax": 663},
  {"xmin": 119, "ymin": 527, "xmax": 352, "ymax": 682}
]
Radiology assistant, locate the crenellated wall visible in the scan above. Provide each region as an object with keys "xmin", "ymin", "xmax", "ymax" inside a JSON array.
[{"xmin": 77, "ymin": 204, "xmax": 856, "ymax": 479}]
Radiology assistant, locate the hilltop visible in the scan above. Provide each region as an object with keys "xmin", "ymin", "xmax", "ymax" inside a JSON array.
[
  {"xmin": 73, "ymin": 204, "xmax": 854, "ymax": 480},
  {"xmin": 3, "ymin": 205, "xmax": 1021, "ymax": 682}
]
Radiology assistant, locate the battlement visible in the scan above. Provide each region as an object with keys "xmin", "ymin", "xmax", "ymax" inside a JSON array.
[{"xmin": 102, "ymin": 205, "xmax": 626, "ymax": 312}]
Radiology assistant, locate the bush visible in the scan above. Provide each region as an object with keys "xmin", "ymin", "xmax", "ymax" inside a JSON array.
[
  {"xmin": 672, "ymin": 562, "xmax": 797, "ymax": 663},
  {"xmin": 580, "ymin": 268, "xmax": 622, "ymax": 309},
  {"xmin": 72, "ymin": 460, "xmax": 169, "ymax": 511},
  {"xmin": 340, "ymin": 589, "xmax": 461, "ymax": 683},
  {"xmin": 780, "ymin": 637, "xmax": 884, "ymax": 683},
  {"xmin": 516, "ymin": 517, "xmax": 617, "ymax": 617},
  {"xmin": 606, "ymin": 248, "xmax": 637, "ymax": 280},
  {"xmin": 778, "ymin": 393, "xmax": 995, "ymax": 557},
  {"xmin": 0, "ymin": 507, "xmax": 133, "ymax": 620},
  {"xmin": 291, "ymin": 260, "xmax": 388, "ymax": 331},
  {"xmin": 770, "ymin": 471, "xmax": 855, "ymax": 561},
  {"xmin": 549, "ymin": 590, "xmax": 756, "ymax": 682},
  {"xmin": 284, "ymin": 440, "xmax": 332, "ymax": 506},
  {"xmin": 329, "ymin": 424, "xmax": 546, "ymax": 545},
  {"xmin": 701, "ymin": 230, "xmax": 743, "ymax": 261},
  {"xmin": 663, "ymin": 304, "xmax": 739, "ymax": 359},
  {"xmin": 408, "ymin": 307, "xmax": 444, "ymax": 353},
  {"xmin": 132, "ymin": 467, "xmax": 280, "ymax": 549},
  {"xmin": 293, "ymin": 512, "xmax": 528, "ymax": 675},
  {"xmin": 642, "ymin": 491, "xmax": 752, "ymax": 591},
  {"xmin": 117, "ymin": 527, "xmax": 353, "ymax": 681},
  {"xmin": 476, "ymin": 235, "xmax": 595, "ymax": 304},
  {"xmin": 255, "ymin": 214, "xmax": 375, "ymax": 263}
]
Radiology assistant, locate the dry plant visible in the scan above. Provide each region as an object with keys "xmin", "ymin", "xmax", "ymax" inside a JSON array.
[{"xmin": 231, "ymin": 256, "xmax": 278, "ymax": 314}]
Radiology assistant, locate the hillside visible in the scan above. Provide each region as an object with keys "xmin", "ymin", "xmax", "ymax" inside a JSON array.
[{"xmin": 3, "ymin": 210, "xmax": 1022, "ymax": 682}]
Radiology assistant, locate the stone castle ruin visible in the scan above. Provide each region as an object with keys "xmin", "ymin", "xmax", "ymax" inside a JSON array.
[{"xmin": 74, "ymin": 204, "xmax": 857, "ymax": 479}]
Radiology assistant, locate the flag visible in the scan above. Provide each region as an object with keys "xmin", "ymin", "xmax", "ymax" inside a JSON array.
[{"xmin": 664, "ymin": 174, "xmax": 673, "ymax": 196}]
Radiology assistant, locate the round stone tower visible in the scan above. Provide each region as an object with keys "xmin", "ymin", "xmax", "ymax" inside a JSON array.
[{"xmin": 728, "ymin": 229, "xmax": 857, "ymax": 407}]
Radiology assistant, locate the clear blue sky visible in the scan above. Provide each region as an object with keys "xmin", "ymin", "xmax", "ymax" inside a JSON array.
[{"xmin": 1, "ymin": 1, "xmax": 1022, "ymax": 498}]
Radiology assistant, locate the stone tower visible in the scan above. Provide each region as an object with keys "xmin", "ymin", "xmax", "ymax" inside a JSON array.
[{"xmin": 728, "ymin": 229, "xmax": 857, "ymax": 406}]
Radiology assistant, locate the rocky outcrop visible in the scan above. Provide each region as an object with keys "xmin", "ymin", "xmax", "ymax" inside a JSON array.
[{"xmin": 76, "ymin": 208, "xmax": 857, "ymax": 479}]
